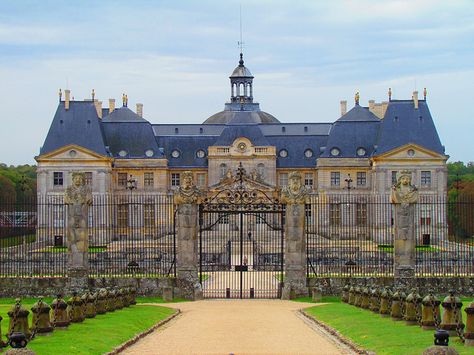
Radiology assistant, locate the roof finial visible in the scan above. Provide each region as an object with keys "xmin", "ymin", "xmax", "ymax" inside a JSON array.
[
  {"xmin": 91, "ymin": 89, "xmax": 95, "ymax": 101},
  {"xmin": 355, "ymin": 91, "xmax": 360, "ymax": 105},
  {"xmin": 122, "ymin": 93, "xmax": 128, "ymax": 107},
  {"xmin": 58, "ymin": 88, "xmax": 62, "ymax": 102},
  {"xmin": 238, "ymin": 4, "xmax": 245, "ymax": 67},
  {"xmin": 423, "ymin": 87, "xmax": 427, "ymax": 100},
  {"xmin": 388, "ymin": 87, "xmax": 392, "ymax": 101}
]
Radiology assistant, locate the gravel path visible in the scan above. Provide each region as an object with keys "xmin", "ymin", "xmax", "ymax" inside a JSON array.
[{"xmin": 121, "ymin": 300, "xmax": 348, "ymax": 355}]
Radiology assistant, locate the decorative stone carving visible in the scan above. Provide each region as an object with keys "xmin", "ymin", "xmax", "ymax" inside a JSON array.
[
  {"xmin": 64, "ymin": 172, "xmax": 92, "ymax": 273},
  {"xmin": 391, "ymin": 170, "xmax": 419, "ymax": 277},
  {"xmin": 281, "ymin": 172, "xmax": 309, "ymax": 205},
  {"xmin": 174, "ymin": 171, "xmax": 201, "ymax": 205}
]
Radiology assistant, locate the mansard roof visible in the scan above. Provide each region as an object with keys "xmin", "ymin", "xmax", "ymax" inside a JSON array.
[
  {"xmin": 374, "ymin": 100, "xmax": 445, "ymax": 156},
  {"xmin": 40, "ymin": 101, "xmax": 108, "ymax": 156},
  {"xmin": 213, "ymin": 125, "xmax": 270, "ymax": 146},
  {"xmin": 203, "ymin": 109, "xmax": 280, "ymax": 125},
  {"xmin": 156, "ymin": 135, "xmax": 218, "ymax": 167}
]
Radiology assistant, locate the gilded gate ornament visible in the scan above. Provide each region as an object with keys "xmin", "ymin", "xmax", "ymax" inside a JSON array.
[{"xmin": 64, "ymin": 172, "xmax": 92, "ymax": 271}]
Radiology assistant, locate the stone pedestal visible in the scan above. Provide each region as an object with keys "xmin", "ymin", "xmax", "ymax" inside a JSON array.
[{"xmin": 280, "ymin": 172, "xmax": 309, "ymax": 299}]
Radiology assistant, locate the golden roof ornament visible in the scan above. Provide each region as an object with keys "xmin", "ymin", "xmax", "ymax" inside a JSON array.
[
  {"xmin": 388, "ymin": 87, "xmax": 392, "ymax": 101},
  {"xmin": 91, "ymin": 89, "xmax": 95, "ymax": 100},
  {"xmin": 59, "ymin": 88, "xmax": 62, "ymax": 102},
  {"xmin": 355, "ymin": 91, "xmax": 360, "ymax": 105},
  {"xmin": 423, "ymin": 87, "xmax": 427, "ymax": 100}
]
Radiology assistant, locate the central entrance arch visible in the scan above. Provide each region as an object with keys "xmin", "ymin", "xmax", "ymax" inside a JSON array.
[{"xmin": 198, "ymin": 164, "xmax": 284, "ymax": 299}]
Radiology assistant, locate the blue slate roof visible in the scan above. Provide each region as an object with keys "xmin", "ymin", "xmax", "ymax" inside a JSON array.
[
  {"xmin": 101, "ymin": 121, "xmax": 162, "ymax": 159},
  {"xmin": 156, "ymin": 136, "xmax": 218, "ymax": 167},
  {"xmin": 267, "ymin": 135, "xmax": 328, "ymax": 168},
  {"xmin": 40, "ymin": 101, "xmax": 107, "ymax": 156},
  {"xmin": 321, "ymin": 105, "xmax": 380, "ymax": 158},
  {"xmin": 374, "ymin": 100, "xmax": 445, "ymax": 156},
  {"xmin": 213, "ymin": 125, "xmax": 270, "ymax": 146}
]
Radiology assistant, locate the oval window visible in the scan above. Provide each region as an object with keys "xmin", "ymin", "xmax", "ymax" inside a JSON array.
[
  {"xmin": 196, "ymin": 150, "xmax": 206, "ymax": 158},
  {"xmin": 118, "ymin": 150, "xmax": 127, "ymax": 157},
  {"xmin": 279, "ymin": 149, "xmax": 288, "ymax": 158},
  {"xmin": 171, "ymin": 150, "xmax": 180, "ymax": 158},
  {"xmin": 304, "ymin": 149, "xmax": 313, "ymax": 158},
  {"xmin": 145, "ymin": 149, "xmax": 154, "ymax": 157},
  {"xmin": 407, "ymin": 149, "xmax": 415, "ymax": 157},
  {"xmin": 356, "ymin": 148, "xmax": 366, "ymax": 157},
  {"xmin": 330, "ymin": 148, "xmax": 340, "ymax": 156}
]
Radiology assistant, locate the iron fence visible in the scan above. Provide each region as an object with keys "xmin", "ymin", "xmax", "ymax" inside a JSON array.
[
  {"xmin": 0, "ymin": 194, "xmax": 175, "ymax": 278},
  {"xmin": 306, "ymin": 194, "xmax": 474, "ymax": 277}
]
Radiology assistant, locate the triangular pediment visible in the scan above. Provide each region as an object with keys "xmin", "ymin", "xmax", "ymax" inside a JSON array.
[
  {"xmin": 373, "ymin": 143, "xmax": 447, "ymax": 161},
  {"xmin": 210, "ymin": 175, "xmax": 274, "ymax": 192},
  {"xmin": 36, "ymin": 144, "xmax": 111, "ymax": 162}
]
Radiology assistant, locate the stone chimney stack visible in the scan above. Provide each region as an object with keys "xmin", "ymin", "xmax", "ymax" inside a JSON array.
[
  {"xmin": 95, "ymin": 101, "xmax": 103, "ymax": 118},
  {"xmin": 413, "ymin": 91, "xmax": 419, "ymax": 109},
  {"xmin": 368, "ymin": 100, "xmax": 375, "ymax": 111},
  {"xmin": 136, "ymin": 103, "xmax": 143, "ymax": 118},
  {"xmin": 109, "ymin": 99, "xmax": 115, "ymax": 114},
  {"xmin": 340, "ymin": 100, "xmax": 347, "ymax": 116},
  {"xmin": 65, "ymin": 89, "xmax": 71, "ymax": 110}
]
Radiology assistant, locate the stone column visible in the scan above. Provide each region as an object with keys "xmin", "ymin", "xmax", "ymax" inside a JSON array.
[
  {"xmin": 174, "ymin": 171, "xmax": 202, "ymax": 300},
  {"xmin": 64, "ymin": 172, "xmax": 92, "ymax": 292},
  {"xmin": 281, "ymin": 172, "xmax": 309, "ymax": 299},
  {"xmin": 390, "ymin": 170, "xmax": 419, "ymax": 282}
]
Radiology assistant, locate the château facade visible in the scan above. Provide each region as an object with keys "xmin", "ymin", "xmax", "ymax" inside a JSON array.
[{"xmin": 36, "ymin": 54, "xmax": 448, "ymax": 199}]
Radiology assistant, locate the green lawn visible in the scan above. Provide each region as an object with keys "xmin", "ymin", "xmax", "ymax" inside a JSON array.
[
  {"xmin": 0, "ymin": 234, "xmax": 36, "ymax": 248},
  {"xmin": 377, "ymin": 244, "xmax": 439, "ymax": 253},
  {"xmin": 303, "ymin": 298, "xmax": 472, "ymax": 355},
  {"xmin": 0, "ymin": 297, "xmax": 179, "ymax": 354}
]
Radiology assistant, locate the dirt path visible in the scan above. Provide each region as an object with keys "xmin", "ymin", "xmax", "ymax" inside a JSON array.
[{"xmin": 121, "ymin": 300, "xmax": 348, "ymax": 355}]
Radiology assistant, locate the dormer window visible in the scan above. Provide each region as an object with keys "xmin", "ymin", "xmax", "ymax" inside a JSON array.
[
  {"xmin": 330, "ymin": 148, "xmax": 340, "ymax": 157},
  {"xmin": 356, "ymin": 147, "xmax": 366, "ymax": 157}
]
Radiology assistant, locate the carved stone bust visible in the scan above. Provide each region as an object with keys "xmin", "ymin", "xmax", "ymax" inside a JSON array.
[
  {"xmin": 281, "ymin": 171, "xmax": 308, "ymax": 205},
  {"xmin": 390, "ymin": 170, "xmax": 419, "ymax": 205},
  {"xmin": 174, "ymin": 171, "xmax": 201, "ymax": 205}
]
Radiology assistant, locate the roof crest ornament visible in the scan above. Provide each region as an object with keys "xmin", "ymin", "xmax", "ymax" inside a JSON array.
[
  {"xmin": 355, "ymin": 91, "xmax": 360, "ymax": 105},
  {"xmin": 238, "ymin": 4, "xmax": 245, "ymax": 67}
]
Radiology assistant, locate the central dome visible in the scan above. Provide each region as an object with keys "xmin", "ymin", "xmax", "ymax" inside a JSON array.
[{"xmin": 203, "ymin": 53, "xmax": 279, "ymax": 125}]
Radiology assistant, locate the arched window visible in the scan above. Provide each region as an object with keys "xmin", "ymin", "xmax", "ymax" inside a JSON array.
[
  {"xmin": 239, "ymin": 83, "xmax": 244, "ymax": 96},
  {"xmin": 220, "ymin": 163, "xmax": 227, "ymax": 178},
  {"xmin": 257, "ymin": 163, "xmax": 265, "ymax": 179}
]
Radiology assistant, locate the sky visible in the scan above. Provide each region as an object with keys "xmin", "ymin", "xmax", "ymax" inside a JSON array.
[{"xmin": 0, "ymin": 0, "xmax": 473, "ymax": 165}]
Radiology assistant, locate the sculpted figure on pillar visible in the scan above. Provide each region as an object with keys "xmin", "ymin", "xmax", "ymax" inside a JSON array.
[
  {"xmin": 64, "ymin": 172, "xmax": 92, "ymax": 270},
  {"xmin": 174, "ymin": 171, "xmax": 202, "ymax": 205},
  {"xmin": 281, "ymin": 171, "xmax": 309, "ymax": 205},
  {"xmin": 390, "ymin": 170, "xmax": 419, "ymax": 206}
]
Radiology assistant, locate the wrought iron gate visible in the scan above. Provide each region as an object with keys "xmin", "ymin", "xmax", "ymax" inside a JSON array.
[{"xmin": 198, "ymin": 165, "xmax": 284, "ymax": 299}]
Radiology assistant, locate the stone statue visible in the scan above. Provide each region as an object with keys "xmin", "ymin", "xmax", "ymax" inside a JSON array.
[
  {"xmin": 226, "ymin": 169, "xmax": 233, "ymax": 180},
  {"xmin": 174, "ymin": 171, "xmax": 201, "ymax": 205},
  {"xmin": 390, "ymin": 170, "xmax": 419, "ymax": 276},
  {"xmin": 281, "ymin": 171, "xmax": 309, "ymax": 205},
  {"xmin": 391, "ymin": 171, "xmax": 419, "ymax": 206},
  {"xmin": 64, "ymin": 172, "xmax": 92, "ymax": 271}
]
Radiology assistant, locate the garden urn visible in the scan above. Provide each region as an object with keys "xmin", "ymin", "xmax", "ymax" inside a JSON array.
[
  {"xmin": 67, "ymin": 292, "xmax": 85, "ymax": 323},
  {"xmin": 31, "ymin": 297, "xmax": 53, "ymax": 334},
  {"xmin": 463, "ymin": 300, "xmax": 474, "ymax": 346},
  {"xmin": 51, "ymin": 295, "xmax": 70, "ymax": 327},
  {"xmin": 369, "ymin": 288, "xmax": 380, "ymax": 312},
  {"xmin": 85, "ymin": 291, "xmax": 97, "ymax": 318},
  {"xmin": 390, "ymin": 289, "xmax": 406, "ymax": 320},
  {"xmin": 107, "ymin": 289, "xmax": 116, "ymax": 312},
  {"xmin": 96, "ymin": 288, "xmax": 107, "ymax": 314},
  {"xmin": 379, "ymin": 288, "xmax": 392, "ymax": 317},
  {"xmin": 421, "ymin": 293, "xmax": 440, "ymax": 330},
  {"xmin": 360, "ymin": 286, "xmax": 370, "ymax": 309},
  {"xmin": 7, "ymin": 299, "xmax": 31, "ymax": 339},
  {"xmin": 404, "ymin": 289, "xmax": 419, "ymax": 325},
  {"xmin": 440, "ymin": 292, "xmax": 464, "ymax": 337}
]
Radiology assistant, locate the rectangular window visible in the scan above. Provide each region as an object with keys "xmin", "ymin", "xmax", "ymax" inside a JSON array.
[
  {"xmin": 356, "ymin": 172, "xmax": 366, "ymax": 186},
  {"xmin": 304, "ymin": 173, "xmax": 314, "ymax": 188},
  {"xmin": 391, "ymin": 171, "xmax": 398, "ymax": 186},
  {"xmin": 144, "ymin": 172, "xmax": 154, "ymax": 188},
  {"xmin": 118, "ymin": 173, "xmax": 128, "ymax": 187},
  {"xmin": 330, "ymin": 172, "xmax": 340, "ymax": 187},
  {"xmin": 171, "ymin": 173, "xmax": 181, "ymax": 187},
  {"xmin": 356, "ymin": 203, "xmax": 367, "ymax": 226},
  {"xmin": 421, "ymin": 171, "xmax": 431, "ymax": 187},
  {"xmin": 117, "ymin": 204, "xmax": 128, "ymax": 228},
  {"xmin": 197, "ymin": 173, "xmax": 206, "ymax": 188},
  {"xmin": 279, "ymin": 173, "xmax": 288, "ymax": 187},
  {"xmin": 144, "ymin": 204, "xmax": 155, "ymax": 227},
  {"xmin": 329, "ymin": 203, "xmax": 341, "ymax": 226},
  {"xmin": 84, "ymin": 172, "xmax": 92, "ymax": 186},
  {"xmin": 53, "ymin": 172, "xmax": 63, "ymax": 186}
]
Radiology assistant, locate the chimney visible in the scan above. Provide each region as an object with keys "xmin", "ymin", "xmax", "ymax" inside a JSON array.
[
  {"xmin": 136, "ymin": 103, "xmax": 143, "ymax": 118},
  {"xmin": 368, "ymin": 100, "xmax": 375, "ymax": 111},
  {"xmin": 95, "ymin": 101, "xmax": 103, "ymax": 119},
  {"xmin": 413, "ymin": 90, "xmax": 419, "ymax": 109},
  {"xmin": 340, "ymin": 100, "xmax": 347, "ymax": 116},
  {"xmin": 65, "ymin": 89, "xmax": 71, "ymax": 110},
  {"xmin": 109, "ymin": 99, "xmax": 115, "ymax": 113}
]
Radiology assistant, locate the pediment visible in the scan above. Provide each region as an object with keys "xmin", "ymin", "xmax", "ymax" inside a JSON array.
[
  {"xmin": 209, "ymin": 174, "xmax": 274, "ymax": 192},
  {"xmin": 373, "ymin": 143, "xmax": 446, "ymax": 161},
  {"xmin": 36, "ymin": 144, "xmax": 111, "ymax": 162}
]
